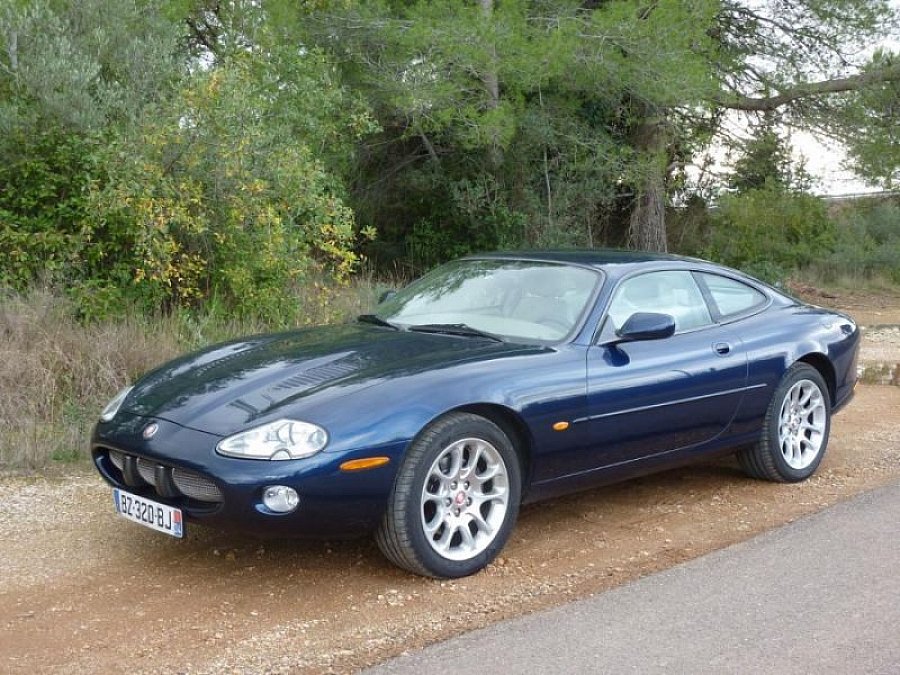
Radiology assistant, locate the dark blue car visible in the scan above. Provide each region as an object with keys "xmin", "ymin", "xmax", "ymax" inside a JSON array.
[{"xmin": 92, "ymin": 250, "xmax": 860, "ymax": 577}]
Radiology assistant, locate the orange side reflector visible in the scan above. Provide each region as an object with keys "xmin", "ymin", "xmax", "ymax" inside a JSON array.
[
  {"xmin": 552, "ymin": 421, "xmax": 570, "ymax": 432},
  {"xmin": 340, "ymin": 456, "xmax": 391, "ymax": 472}
]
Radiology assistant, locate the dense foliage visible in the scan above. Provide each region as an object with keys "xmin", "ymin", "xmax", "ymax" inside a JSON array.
[
  {"xmin": 0, "ymin": 0, "xmax": 898, "ymax": 320},
  {"xmin": 825, "ymin": 199, "xmax": 900, "ymax": 283},
  {"xmin": 0, "ymin": 0, "xmax": 374, "ymax": 321}
]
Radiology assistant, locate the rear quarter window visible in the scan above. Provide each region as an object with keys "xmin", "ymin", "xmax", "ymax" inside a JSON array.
[{"xmin": 699, "ymin": 273, "xmax": 767, "ymax": 318}]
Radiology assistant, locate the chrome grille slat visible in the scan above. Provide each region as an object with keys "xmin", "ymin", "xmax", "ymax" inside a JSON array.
[
  {"xmin": 104, "ymin": 449, "xmax": 223, "ymax": 504},
  {"xmin": 172, "ymin": 468, "xmax": 223, "ymax": 503},
  {"xmin": 109, "ymin": 450, "xmax": 125, "ymax": 471},
  {"xmin": 136, "ymin": 458, "xmax": 157, "ymax": 486}
]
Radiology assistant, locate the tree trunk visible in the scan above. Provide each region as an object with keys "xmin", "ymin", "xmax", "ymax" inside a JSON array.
[
  {"xmin": 479, "ymin": 0, "xmax": 502, "ymax": 168},
  {"xmin": 6, "ymin": 29, "xmax": 17, "ymax": 72},
  {"xmin": 628, "ymin": 116, "xmax": 668, "ymax": 252},
  {"xmin": 480, "ymin": 0, "xmax": 499, "ymax": 109}
]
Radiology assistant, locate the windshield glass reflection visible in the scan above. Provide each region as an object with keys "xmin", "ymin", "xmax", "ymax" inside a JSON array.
[{"xmin": 377, "ymin": 259, "xmax": 601, "ymax": 342}]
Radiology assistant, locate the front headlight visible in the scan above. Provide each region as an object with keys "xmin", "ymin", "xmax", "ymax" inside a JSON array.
[
  {"xmin": 216, "ymin": 419, "xmax": 328, "ymax": 460},
  {"xmin": 100, "ymin": 385, "xmax": 133, "ymax": 422}
]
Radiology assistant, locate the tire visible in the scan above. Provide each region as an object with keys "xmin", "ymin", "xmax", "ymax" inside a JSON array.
[
  {"xmin": 738, "ymin": 363, "xmax": 831, "ymax": 482},
  {"xmin": 375, "ymin": 412, "xmax": 522, "ymax": 578}
]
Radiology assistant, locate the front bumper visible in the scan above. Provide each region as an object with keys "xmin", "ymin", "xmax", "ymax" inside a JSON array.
[{"xmin": 92, "ymin": 413, "xmax": 405, "ymax": 538}]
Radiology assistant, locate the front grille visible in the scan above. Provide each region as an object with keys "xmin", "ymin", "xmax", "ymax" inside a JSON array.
[{"xmin": 105, "ymin": 449, "xmax": 223, "ymax": 503}]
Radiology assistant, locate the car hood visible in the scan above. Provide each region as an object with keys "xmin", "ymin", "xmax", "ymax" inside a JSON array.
[{"xmin": 122, "ymin": 324, "xmax": 541, "ymax": 436}]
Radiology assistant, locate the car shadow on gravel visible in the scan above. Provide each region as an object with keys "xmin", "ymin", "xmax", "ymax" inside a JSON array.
[{"xmin": 108, "ymin": 458, "xmax": 747, "ymax": 581}]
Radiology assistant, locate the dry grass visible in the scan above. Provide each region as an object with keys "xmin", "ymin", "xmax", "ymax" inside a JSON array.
[
  {"xmin": 1, "ymin": 290, "xmax": 181, "ymax": 469},
  {"xmin": 0, "ymin": 280, "xmax": 382, "ymax": 469},
  {"xmin": 794, "ymin": 267, "xmax": 900, "ymax": 293}
]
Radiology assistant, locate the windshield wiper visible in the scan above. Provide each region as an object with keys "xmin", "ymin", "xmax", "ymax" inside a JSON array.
[
  {"xmin": 357, "ymin": 314, "xmax": 399, "ymax": 330},
  {"xmin": 407, "ymin": 323, "xmax": 505, "ymax": 342}
]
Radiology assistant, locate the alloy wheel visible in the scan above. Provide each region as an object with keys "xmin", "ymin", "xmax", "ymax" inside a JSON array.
[
  {"xmin": 777, "ymin": 379, "xmax": 827, "ymax": 470},
  {"xmin": 420, "ymin": 437, "xmax": 509, "ymax": 561}
]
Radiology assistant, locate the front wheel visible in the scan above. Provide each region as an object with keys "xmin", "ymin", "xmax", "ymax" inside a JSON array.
[
  {"xmin": 375, "ymin": 412, "xmax": 522, "ymax": 578},
  {"xmin": 738, "ymin": 363, "xmax": 831, "ymax": 482}
]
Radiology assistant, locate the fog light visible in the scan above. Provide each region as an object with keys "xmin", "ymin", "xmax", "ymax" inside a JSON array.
[{"xmin": 262, "ymin": 485, "xmax": 299, "ymax": 513}]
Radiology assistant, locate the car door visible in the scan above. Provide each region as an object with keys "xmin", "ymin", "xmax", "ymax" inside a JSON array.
[{"xmin": 577, "ymin": 270, "xmax": 748, "ymax": 472}]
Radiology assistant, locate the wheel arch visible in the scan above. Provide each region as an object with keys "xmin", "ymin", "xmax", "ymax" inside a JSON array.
[
  {"xmin": 445, "ymin": 403, "xmax": 534, "ymax": 495},
  {"xmin": 796, "ymin": 352, "xmax": 836, "ymax": 405}
]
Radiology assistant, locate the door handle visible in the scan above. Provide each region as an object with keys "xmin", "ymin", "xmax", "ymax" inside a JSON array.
[{"xmin": 714, "ymin": 342, "xmax": 731, "ymax": 356}]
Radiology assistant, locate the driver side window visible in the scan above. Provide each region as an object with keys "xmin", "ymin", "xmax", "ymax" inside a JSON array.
[{"xmin": 608, "ymin": 271, "xmax": 712, "ymax": 333}]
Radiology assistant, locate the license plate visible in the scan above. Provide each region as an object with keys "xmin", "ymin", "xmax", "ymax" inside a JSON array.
[{"xmin": 113, "ymin": 488, "xmax": 183, "ymax": 538}]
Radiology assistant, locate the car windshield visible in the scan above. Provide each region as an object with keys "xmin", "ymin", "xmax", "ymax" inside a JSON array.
[{"xmin": 376, "ymin": 259, "xmax": 601, "ymax": 342}]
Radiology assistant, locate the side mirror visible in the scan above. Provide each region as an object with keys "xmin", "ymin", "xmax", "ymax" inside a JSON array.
[
  {"xmin": 378, "ymin": 290, "xmax": 397, "ymax": 304},
  {"xmin": 615, "ymin": 312, "xmax": 676, "ymax": 343}
]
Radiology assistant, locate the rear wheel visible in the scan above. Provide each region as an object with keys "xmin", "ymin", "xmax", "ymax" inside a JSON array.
[
  {"xmin": 738, "ymin": 363, "xmax": 831, "ymax": 482},
  {"xmin": 375, "ymin": 412, "xmax": 521, "ymax": 578}
]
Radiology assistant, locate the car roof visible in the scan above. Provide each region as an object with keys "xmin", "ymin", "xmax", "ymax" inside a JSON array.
[
  {"xmin": 470, "ymin": 248, "xmax": 702, "ymax": 269},
  {"xmin": 468, "ymin": 248, "xmax": 793, "ymax": 306}
]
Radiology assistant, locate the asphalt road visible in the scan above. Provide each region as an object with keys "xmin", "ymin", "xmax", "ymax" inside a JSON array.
[{"xmin": 368, "ymin": 482, "xmax": 900, "ymax": 674}]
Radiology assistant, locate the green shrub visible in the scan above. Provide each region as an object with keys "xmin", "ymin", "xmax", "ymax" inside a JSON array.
[
  {"xmin": 0, "ymin": 129, "xmax": 101, "ymax": 289},
  {"xmin": 406, "ymin": 205, "xmax": 524, "ymax": 272},
  {"xmin": 817, "ymin": 200, "xmax": 900, "ymax": 284},
  {"xmin": 699, "ymin": 188, "xmax": 835, "ymax": 283}
]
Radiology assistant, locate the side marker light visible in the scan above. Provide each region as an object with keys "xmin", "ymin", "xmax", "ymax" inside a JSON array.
[{"xmin": 340, "ymin": 457, "xmax": 391, "ymax": 472}]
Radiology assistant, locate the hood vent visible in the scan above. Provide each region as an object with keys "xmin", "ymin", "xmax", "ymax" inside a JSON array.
[{"xmin": 273, "ymin": 356, "xmax": 362, "ymax": 391}]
